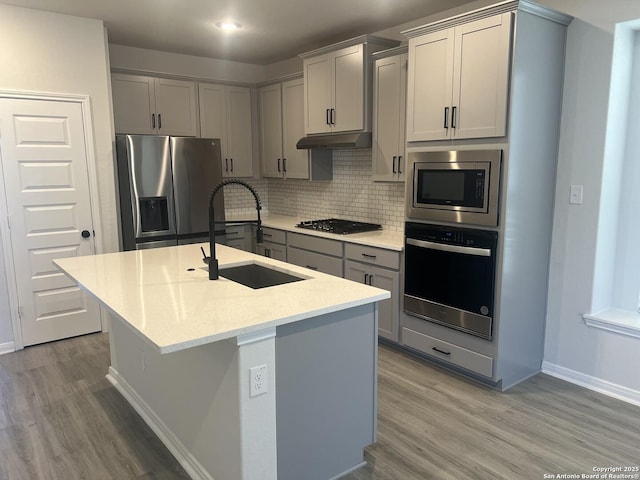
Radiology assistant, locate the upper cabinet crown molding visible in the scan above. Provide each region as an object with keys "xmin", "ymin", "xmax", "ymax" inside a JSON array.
[
  {"xmin": 371, "ymin": 45, "xmax": 408, "ymax": 61},
  {"xmin": 298, "ymin": 35, "xmax": 399, "ymax": 59},
  {"xmin": 401, "ymin": 0, "xmax": 572, "ymax": 39}
]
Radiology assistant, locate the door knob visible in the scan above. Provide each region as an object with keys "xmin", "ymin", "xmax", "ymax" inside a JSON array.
[{"xmin": 81, "ymin": 230, "xmax": 91, "ymax": 238}]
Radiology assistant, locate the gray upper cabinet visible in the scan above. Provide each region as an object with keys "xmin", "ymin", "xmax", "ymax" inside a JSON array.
[
  {"xmin": 259, "ymin": 78, "xmax": 312, "ymax": 179},
  {"xmin": 405, "ymin": 12, "xmax": 512, "ymax": 142},
  {"xmin": 259, "ymin": 78, "xmax": 333, "ymax": 181},
  {"xmin": 112, "ymin": 73, "xmax": 198, "ymax": 136},
  {"xmin": 372, "ymin": 49, "xmax": 407, "ymax": 182},
  {"xmin": 300, "ymin": 35, "xmax": 399, "ymax": 136},
  {"xmin": 199, "ymin": 83, "xmax": 253, "ymax": 177}
]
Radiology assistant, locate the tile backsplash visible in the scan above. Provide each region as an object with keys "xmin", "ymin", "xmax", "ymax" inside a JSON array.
[{"xmin": 224, "ymin": 149, "xmax": 406, "ymax": 232}]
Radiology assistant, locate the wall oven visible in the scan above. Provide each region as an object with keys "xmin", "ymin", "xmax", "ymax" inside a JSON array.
[
  {"xmin": 404, "ymin": 222, "xmax": 498, "ymax": 340},
  {"xmin": 406, "ymin": 149, "xmax": 502, "ymax": 227}
]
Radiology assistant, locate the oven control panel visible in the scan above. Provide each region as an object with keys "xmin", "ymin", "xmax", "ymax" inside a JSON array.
[{"xmin": 405, "ymin": 222, "xmax": 497, "ymax": 249}]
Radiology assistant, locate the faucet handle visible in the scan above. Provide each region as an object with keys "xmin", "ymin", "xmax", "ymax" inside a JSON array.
[{"xmin": 200, "ymin": 246, "xmax": 210, "ymax": 265}]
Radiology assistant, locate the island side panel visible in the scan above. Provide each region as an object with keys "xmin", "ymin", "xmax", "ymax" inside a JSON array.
[
  {"xmin": 108, "ymin": 317, "xmax": 252, "ymax": 480},
  {"xmin": 275, "ymin": 304, "xmax": 378, "ymax": 480}
]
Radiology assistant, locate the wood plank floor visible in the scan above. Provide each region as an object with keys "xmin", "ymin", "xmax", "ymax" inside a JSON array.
[{"xmin": 0, "ymin": 333, "xmax": 638, "ymax": 479}]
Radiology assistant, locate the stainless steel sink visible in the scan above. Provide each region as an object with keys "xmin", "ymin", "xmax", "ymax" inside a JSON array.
[{"xmin": 219, "ymin": 263, "xmax": 305, "ymax": 289}]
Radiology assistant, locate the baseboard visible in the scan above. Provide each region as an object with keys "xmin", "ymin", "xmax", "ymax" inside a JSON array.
[
  {"xmin": 0, "ymin": 341, "xmax": 15, "ymax": 355},
  {"xmin": 542, "ymin": 361, "xmax": 640, "ymax": 408},
  {"xmin": 106, "ymin": 367, "xmax": 213, "ymax": 480}
]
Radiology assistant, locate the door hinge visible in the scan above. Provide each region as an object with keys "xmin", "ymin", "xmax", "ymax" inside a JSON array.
[{"xmin": 17, "ymin": 305, "xmax": 23, "ymax": 319}]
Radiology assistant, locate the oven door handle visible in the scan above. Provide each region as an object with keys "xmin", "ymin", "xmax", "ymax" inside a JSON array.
[{"xmin": 406, "ymin": 238, "xmax": 491, "ymax": 257}]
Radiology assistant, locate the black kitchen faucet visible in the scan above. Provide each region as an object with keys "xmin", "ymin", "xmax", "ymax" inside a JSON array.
[{"xmin": 205, "ymin": 179, "xmax": 264, "ymax": 280}]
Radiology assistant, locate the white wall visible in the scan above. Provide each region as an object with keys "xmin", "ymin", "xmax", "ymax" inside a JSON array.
[
  {"xmin": 540, "ymin": 9, "xmax": 640, "ymax": 402},
  {"xmin": 0, "ymin": 5, "xmax": 117, "ymax": 348},
  {"xmin": 109, "ymin": 44, "xmax": 267, "ymax": 84}
]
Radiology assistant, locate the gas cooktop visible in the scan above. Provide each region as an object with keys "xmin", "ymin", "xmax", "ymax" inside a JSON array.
[{"xmin": 296, "ymin": 218, "xmax": 382, "ymax": 235}]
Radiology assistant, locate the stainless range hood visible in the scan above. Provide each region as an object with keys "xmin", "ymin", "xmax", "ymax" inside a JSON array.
[{"xmin": 296, "ymin": 132, "xmax": 372, "ymax": 150}]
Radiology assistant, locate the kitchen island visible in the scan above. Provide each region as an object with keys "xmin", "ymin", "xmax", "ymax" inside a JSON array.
[{"xmin": 55, "ymin": 244, "xmax": 389, "ymax": 480}]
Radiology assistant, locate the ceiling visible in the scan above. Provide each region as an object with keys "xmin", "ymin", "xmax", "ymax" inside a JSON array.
[{"xmin": 0, "ymin": 0, "xmax": 481, "ymax": 65}]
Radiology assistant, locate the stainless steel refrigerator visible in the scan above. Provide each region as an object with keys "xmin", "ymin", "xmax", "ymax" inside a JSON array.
[{"xmin": 115, "ymin": 135, "xmax": 225, "ymax": 250}]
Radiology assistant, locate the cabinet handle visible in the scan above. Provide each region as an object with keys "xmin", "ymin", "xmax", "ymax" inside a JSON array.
[
  {"xmin": 397, "ymin": 155, "xmax": 403, "ymax": 174},
  {"xmin": 326, "ymin": 109, "xmax": 330, "ymax": 125},
  {"xmin": 451, "ymin": 106, "xmax": 457, "ymax": 129},
  {"xmin": 368, "ymin": 274, "xmax": 374, "ymax": 286},
  {"xmin": 330, "ymin": 108, "xmax": 335, "ymax": 125},
  {"xmin": 152, "ymin": 113, "xmax": 156, "ymax": 129},
  {"xmin": 266, "ymin": 248, "xmax": 271, "ymax": 258},
  {"xmin": 362, "ymin": 253, "xmax": 377, "ymax": 259},
  {"xmin": 263, "ymin": 233, "xmax": 273, "ymax": 238},
  {"xmin": 364, "ymin": 273, "xmax": 369, "ymax": 284},
  {"xmin": 158, "ymin": 113, "xmax": 162, "ymax": 129},
  {"xmin": 392, "ymin": 156, "xmax": 397, "ymax": 173},
  {"xmin": 225, "ymin": 158, "xmax": 229, "ymax": 172},
  {"xmin": 432, "ymin": 347, "xmax": 451, "ymax": 356},
  {"xmin": 277, "ymin": 159, "xmax": 281, "ymax": 172},
  {"xmin": 283, "ymin": 158, "xmax": 287, "ymax": 173},
  {"xmin": 230, "ymin": 158, "xmax": 234, "ymax": 172},
  {"xmin": 443, "ymin": 107, "xmax": 449, "ymax": 129},
  {"xmin": 305, "ymin": 265, "xmax": 318, "ymax": 271}
]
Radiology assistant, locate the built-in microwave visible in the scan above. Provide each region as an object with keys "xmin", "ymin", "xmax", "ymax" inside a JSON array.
[{"xmin": 406, "ymin": 150, "xmax": 502, "ymax": 227}]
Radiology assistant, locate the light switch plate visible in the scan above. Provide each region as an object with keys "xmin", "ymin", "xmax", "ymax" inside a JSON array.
[{"xmin": 570, "ymin": 184, "xmax": 583, "ymax": 205}]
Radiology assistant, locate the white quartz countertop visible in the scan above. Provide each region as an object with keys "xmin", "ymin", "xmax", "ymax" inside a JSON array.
[
  {"xmin": 228, "ymin": 213, "xmax": 404, "ymax": 251},
  {"xmin": 55, "ymin": 244, "xmax": 390, "ymax": 354}
]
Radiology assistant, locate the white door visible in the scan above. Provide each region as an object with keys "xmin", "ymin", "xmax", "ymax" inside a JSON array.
[{"xmin": 0, "ymin": 97, "xmax": 101, "ymax": 346}]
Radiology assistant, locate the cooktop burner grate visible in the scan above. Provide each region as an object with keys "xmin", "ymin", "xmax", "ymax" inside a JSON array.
[{"xmin": 295, "ymin": 218, "xmax": 382, "ymax": 235}]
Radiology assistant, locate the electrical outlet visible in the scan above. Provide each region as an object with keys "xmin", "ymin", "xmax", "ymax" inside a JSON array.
[{"xmin": 250, "ymin": 364, "xmax": 268, "ymax": 397}]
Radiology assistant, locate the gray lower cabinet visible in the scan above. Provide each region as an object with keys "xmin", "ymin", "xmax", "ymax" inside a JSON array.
[
  {"xmin": 257, "ymin": 227, "xmax": 287, "ymax": 261},
  {"xmin": 252, "ymin": 228, "xmax": 401, "ymax": 341},
  {"xmin": 286, "ymin": 232, "xmax": 343, "ymax": 277},
  {"xmin": 344, "ymin": 243, "xmax": 400, "ymax": 342},
  {"xmin": 225, "ymin": 224, "xmax": 252, "ymax": 252}
]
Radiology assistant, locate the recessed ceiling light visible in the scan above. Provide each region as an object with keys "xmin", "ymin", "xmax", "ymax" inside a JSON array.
[{"xmin": 216, "ymin": 21, "xmax": 241, "ymax": 31}]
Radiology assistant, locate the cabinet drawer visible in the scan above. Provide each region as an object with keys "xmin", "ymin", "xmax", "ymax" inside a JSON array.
[
  {"xmin": 287, "ymin": 246, "xmax": 343, "ymax": 277},
  {"xmin": 258, "ymin": 242, "xmax": 287, "ymax": 262},
  {"xmin": 225, "ymin": 225, "xmax": 247, "ymax": 238},
  {"xmin": 261, "ymin": 227, "xmax": 286, "ymax": 245},
  {"xmin": 344, "ymin": 243, "xmax": 400, "ymax": 270},
  {"xmin": 401, "ymin": 327, "xmax": 493, "ymax": 378},
  {"xmin": 287, "ymin": 232, "xmax": 343, "ymax": 257}
]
